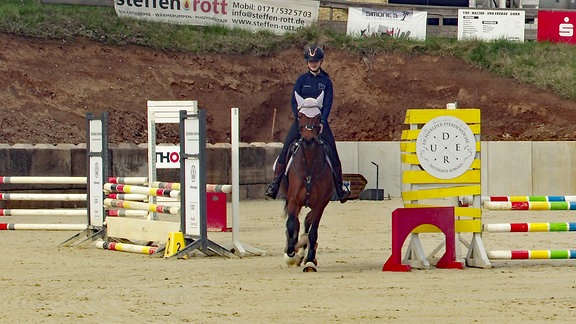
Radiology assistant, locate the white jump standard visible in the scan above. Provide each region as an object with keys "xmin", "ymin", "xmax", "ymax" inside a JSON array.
[{"xmin": 60, "ymin": 112, "xmax": 108, "ymax": 246}]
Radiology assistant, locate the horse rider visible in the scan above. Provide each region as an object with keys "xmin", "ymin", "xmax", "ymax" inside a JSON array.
[{"xmin": 265, "ymin": 44, "xmax": 351, "ymax": 203}]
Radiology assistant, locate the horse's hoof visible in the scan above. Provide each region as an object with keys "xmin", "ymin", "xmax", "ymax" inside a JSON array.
[
  {"xmin": 284, "ymin": 252, "xmax": 303, "ymax": 266},
  {"xmin": 302, "ymin": 261, "xmax": 317, "ymax": 272}
]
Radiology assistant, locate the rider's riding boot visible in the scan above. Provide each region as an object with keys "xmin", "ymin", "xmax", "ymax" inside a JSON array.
[
  {"xmin": 265, "ymin": 162, "xmax": 286, "ymax": 199},
  {"xmin": 333, "ymin": 165, "xmax": 351, "ymax": 204}
]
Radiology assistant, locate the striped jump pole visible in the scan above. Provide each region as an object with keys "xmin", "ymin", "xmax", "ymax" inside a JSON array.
[
  {"xmin": 206, "ymin": 184, "xmax": 232, "ymax": 194},
  {"xmin": 0, "ymin": 223, "xmax": 87, "ymax": 231},
  {"xmin": 94, "ymin": 240, "xmax": 159, "ymax": 255},
  {"xmin": 151, "ymin": 181, "xmax": 180, "ymax": 191},
  {"xmin": 484, "ymin": 222, "xmax": 576, "ymax": 262},
  {"xmin": 106, "ymin": 193, "xmax": 149, "ymax": 201},
  {"xmin": 106, "ymin": 210, "xmax": 148, "ymax": 217},
  {"xmin": 483, "ymin": 201, "xmax": 576, "ymax": 210},
  {"xmin": 488, "ymin": 250, "xmax": 576, "ymax": 260},
  {"xmin": 103, "ymin": 198, "xmax": 180, "ymax": 215},
  {"xmin": 151, "ymin": 181, "xmax": 231, "ymax": 194},
  {"xmin": 484, "ymin": 222, "xmax": 576, "ymax": 233},
  {"xmin": 0, "ymin": 209, "xmax": 87, "ymax": 217},
  {"xmin": 483, "ymin": 196, "xmax": 576, "ymax": 202},
  {"xmin": 0, "ymin": 176, "xmax": 87, "ymax": 184},
  {"xmin": 107, "ymin": 177, "xmax": 148, "ymax": 185},
  {"xmin": 106, "ymin": 182, "xmax": 231, "ymax": 196},
  {"xmin": 103, "ymin": 183, "xmax": 180, "ymax": 199}
]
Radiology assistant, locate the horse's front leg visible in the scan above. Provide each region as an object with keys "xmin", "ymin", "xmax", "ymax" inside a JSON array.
[
  {"xmin": 303, "ymin": 211, "xmax": 320, "ymax": 272},
  {"xmin": 302, "ymin": 201, "xmax": 330, "ymax": 272},
  {"xmin": 284, "ymin": 200, "xmax": 303, "ymax": 266}
]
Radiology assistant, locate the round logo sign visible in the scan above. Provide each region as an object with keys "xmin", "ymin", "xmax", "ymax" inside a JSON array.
[{"xmin": 416, "ymin": 115, "xmax": 476, "ymax": 180}]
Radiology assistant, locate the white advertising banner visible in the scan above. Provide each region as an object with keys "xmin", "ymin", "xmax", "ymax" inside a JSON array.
[
  {"xmin": 114, "ymin": 0, "xmax": 319, "ymax": 35},
  {"xmin": 458, "ymin": 9, "xmax": 525, "ymax": 42},
  {"xmin": 347, "ymin": 7, "xmax": 427, "ymax": 40}
]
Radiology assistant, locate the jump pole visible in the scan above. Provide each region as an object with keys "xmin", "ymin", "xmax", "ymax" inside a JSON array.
[
  {"xmin": 107, "ymin": 177, "xmax": 148, "ymax": 185},
  {"xmin": 103, "ymin": 183, "xmax": 180, "ymax": 199},
  {"xmin": 483, "ymin": 201, "xmax": 576, "ymax": 210},
  {"xmin": 483, "ymin": 195, "xmax": 576, "ymax": 202},
  {"xmin": 0, "ymin": 209, "xmax": 86, "ymax": 217},
  {"xmin": 94, "ymin": 240, "xmax": 159, "ymax": 255},
  {"xmin": 60, "ymin": 112, "xmax": 108, "ymax": 246},
  {"xmin": 0, "ymin": 193, "xmax": 87, "ymax": 201},
  {"xmin": 107, "ymin": 180, "xmax": 232, "ymax": 194},
  {"xmin": 171, "ymin": 109, "xmax": 235, "ymax": 258},
  {"xmin": 0, "ymin": 176, "xmax": 89, "ymax": 229},
  {"xmin": 484, "ymin": 222, "xmax": 576, "ymax": 233},
  {"xmin": 0, "ymin": 223, "xmax": 87, "ymax": 231},
  {"xmin": 483, "ymin": 221, "xmax": 576, "ymax": 262},
  {"xmin": 0, "ymin": 176, "xmax": 87, "ymax": 184},
  {"xmin": 488, "ymin": 250, "xmax": 576, "ymax": 260}
]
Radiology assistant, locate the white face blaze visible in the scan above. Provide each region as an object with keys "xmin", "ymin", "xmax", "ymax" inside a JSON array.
[{"xmin": 295, "ymin": 91, "xmax": 323, "ymax": 118}]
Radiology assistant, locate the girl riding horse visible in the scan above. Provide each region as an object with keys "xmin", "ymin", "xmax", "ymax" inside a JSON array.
[
  {"xmin": 265, "ymin": 44, "xmax": 350, "ymax": 203},
  {"xmin": 282, "ymin": 92, "xmax": 334, "ymax": 272}
]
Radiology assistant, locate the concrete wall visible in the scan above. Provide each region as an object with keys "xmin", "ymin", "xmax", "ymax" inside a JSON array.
[
  {"xmin": 481, "ymin": 141, "xmax": 576, "ymax": 196},
  {"xmin": 1, "ymin": 141, "xmax": 576, "ymax": 199},
  {"xmin": 337, "ymin": 142, "xmax": 401, "ymax": 197},
  {"xmin": 481, "ymin": 141, "xmax": 533, "ymax": 197}
]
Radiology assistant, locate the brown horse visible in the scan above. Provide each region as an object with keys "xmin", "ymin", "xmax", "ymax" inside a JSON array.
[{"xmin": 281, "ymin": 92, "xmax": 334, "ymax": 272}]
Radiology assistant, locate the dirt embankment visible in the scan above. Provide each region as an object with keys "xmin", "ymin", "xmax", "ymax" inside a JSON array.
[{"xmin": 2, "ymin": 32, "xmax": 576, "ymax": 145}]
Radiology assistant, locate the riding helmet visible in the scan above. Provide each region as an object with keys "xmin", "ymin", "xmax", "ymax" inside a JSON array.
[{"xmin": 303, "ymin": 45, "xmax": 324, "ymax": 62}]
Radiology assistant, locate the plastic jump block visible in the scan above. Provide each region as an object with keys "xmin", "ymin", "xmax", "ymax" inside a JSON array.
[{"xmin": 383, "ymin": 206, "xmax": 463, "ymax": 272}]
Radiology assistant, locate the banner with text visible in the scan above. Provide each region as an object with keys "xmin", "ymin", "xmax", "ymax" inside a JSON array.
[
  {"xmin": 458, "ymin": 9, "xmax": 525, "ymax": 42},
  {"xmin": 537, "ymin": 11, "xmax": 576, "ymax": 44},
  {"xmin": 346, "ymin": 8, "xmax": 427, "ymax": 40},
  {"xmin": 114, "ymin": 0, "xmax": 319, "ymax": 34}
]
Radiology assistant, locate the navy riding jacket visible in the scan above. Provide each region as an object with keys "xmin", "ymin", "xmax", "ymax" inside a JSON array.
[{"xmin": 291, "ymin": 69, "xmax": 333, "ymax": 125}]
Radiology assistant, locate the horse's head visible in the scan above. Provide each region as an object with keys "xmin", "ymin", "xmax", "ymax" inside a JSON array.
[{"xmin": 295, "ymin": 91, "xmax": 323, "ymax": 144}]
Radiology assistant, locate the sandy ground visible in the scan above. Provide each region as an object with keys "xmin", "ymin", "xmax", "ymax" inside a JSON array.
[{"xmin": 1, "ymin": 199, "xmax": 576, "ymax": 323}]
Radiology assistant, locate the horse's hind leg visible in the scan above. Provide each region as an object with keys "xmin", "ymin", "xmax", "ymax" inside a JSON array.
[
  {"xmin": 290, "ymin": 233, "xmax": 308, "ymax": 266},
  {"xmin": 295, "ymin": 212, "xmax": 314, "ymax": 258}
]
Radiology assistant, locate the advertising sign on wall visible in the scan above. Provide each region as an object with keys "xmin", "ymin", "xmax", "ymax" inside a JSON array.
[
  {"xmin": 537, "ymin": 11, "xmax": 576, "ymax": 44},
  {"xmin": 346, "ymin": 7, "xmax": 427, "ymax": 40},
  {"xmin": 156, "ymin": 146, "xmax": 180, "ymax": 169},
  {"xmin": 458, "ymin": 9, "xmax": 525, "ymax": 42},
  {"xmin": 114, "ymin": 0, "xmax": 319, "ymax": 35}
]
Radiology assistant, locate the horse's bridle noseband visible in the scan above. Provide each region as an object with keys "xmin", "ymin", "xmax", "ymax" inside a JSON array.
[
  {"xmin": 301, "ymin": 123, "xmax": 320, "ymax": 132},
  {"xmin": 298, "ymin": 117, "xmax": 321, "ymax": 147}
]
